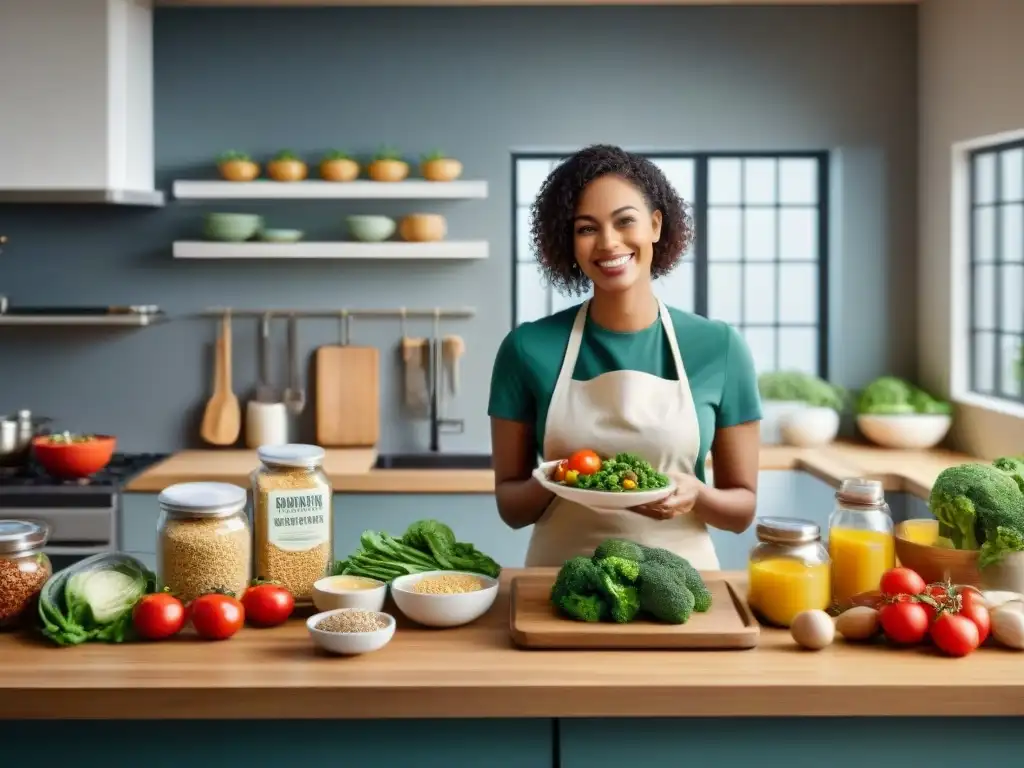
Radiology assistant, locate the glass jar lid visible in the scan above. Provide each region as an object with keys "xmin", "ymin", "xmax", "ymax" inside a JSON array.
[
  {"xmin": 0, "ymin": 520, "xmax": 50, "ymax": 555},
  {"xmin": 755, "ymin": 516, "xmax": 821, "ymax": 545},
  {"xmin": 836, "ymin": 477, "xmax": 886, "ymax": 507},
  {"xmin": 257, "ymin": 443, "xmax": 326, "ymax": 469},
  {"xmin": 158, "ymin": 481, "xmax": 247, "ymax": 518}
]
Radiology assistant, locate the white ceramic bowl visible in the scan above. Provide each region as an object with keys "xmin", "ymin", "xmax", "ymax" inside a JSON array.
[
  {"xmin": 531, "ymin": 459, "xmax": 675, "ymax": 512},
  {"xmin": 390, "ymin": 570, "xmax": 499, "ymax": 628},
  {"xmin": 856, "ymin": 413, "xmax": 952, "ymax": 449},
  {"xmin": 780, "ymin": 406, "xmax": 840, "ymax": 447},
  {"xmin": 760, "ymin": 400, "xmax": 810, "ymax": 445},
  {"xmin": 312, "ymin": 574, "xmax": 387, "ymax": 613},
  {"xmin": 306, "ymin": 608, "xmax": 395, "ymax": 655}
]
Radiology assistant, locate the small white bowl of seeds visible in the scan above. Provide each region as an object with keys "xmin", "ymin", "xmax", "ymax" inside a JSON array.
[
  {"xmin": 306, "ymin": 608, "xmax": 395, "ymax": 655},
  {"xmin": 389, "ymin": 570, "xmax": 499, "ymax": 628}
]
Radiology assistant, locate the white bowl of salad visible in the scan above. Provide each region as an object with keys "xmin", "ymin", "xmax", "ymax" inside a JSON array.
[{"xmin": 532, "ymin": 450, "xmax": 676, "ymax": 511}]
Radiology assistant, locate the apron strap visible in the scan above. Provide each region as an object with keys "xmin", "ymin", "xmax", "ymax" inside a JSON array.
[
  {"xmin": 657, "ymin": 299, "xmax": 688, "ymax": 386},
  {"xmin": 552, "ymin": 299, "xmax": 589, "ymax": 396}
]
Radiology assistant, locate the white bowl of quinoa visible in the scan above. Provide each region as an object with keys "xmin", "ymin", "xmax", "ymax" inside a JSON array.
[
  {"xmin": 389, "ymin": 570, "xmax": 499, "ymax": 628},
  {"xmin": 306, "ymin": 608, "xmax": 396, "ymax": 655}
]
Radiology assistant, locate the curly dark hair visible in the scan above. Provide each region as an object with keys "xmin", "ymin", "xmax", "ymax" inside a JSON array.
[{"xmin": 528, "ymin": 144, "xmax": 694, "ymax": 296}]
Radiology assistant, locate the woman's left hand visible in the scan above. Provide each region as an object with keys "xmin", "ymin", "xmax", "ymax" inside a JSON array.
[{"xmin": 628, "ymin": 473, "xmax": 704, "ymax": 521}]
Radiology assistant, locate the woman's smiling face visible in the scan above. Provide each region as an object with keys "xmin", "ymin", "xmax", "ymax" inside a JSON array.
[{"xmin": 572, "ymin": 174, "xmax": 663, "ymax": 294}]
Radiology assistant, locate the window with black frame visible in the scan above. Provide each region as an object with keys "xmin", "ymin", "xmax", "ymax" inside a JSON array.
[
  {"xmin": 968, "ymin": 141, "xmax": 1024, "ymax": 402},
  {"xmin": 512, "ymin": 152, "xmax": 830, "ymax": 378}
]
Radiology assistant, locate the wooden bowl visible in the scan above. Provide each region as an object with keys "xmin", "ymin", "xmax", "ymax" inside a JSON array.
[
  {"xmin": 32, "ymin": 434, "xmax": 116, "ymax": 478},
  {"xmin": 894, "ymin": 519, "xmax": 980, "ymax": 586},
  {"xmin": 399, "ymin": 213, "xmax": 446, "ymax": 242}
]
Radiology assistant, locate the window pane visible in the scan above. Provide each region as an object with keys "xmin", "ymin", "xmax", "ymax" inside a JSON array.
[
  {"xmin": 777, "ymin": 327, "xmax": 818, "ymax": 374},
  {"xmin": 709, "ymin": 159, "xmax": 742, "ymax": 205},
  {"xmin": 743, "ymin": 327, "xmax": 776, "ymax": 373},
  {"xmin": 1000, "ymin": 334, "xmax": 1023, "ymax": 397},
  {"xmin": 779, "ymin": 208, "xmax": 818, "ymax": 261},
  {"xmin": 743, "ymin": 159, "xmax": 776, "ymax": 205},
  {"xmin": 777, "ymin": 263, "xmax": 818, "ymax": 324},
  {"xmin": 974, "ymin": 206, "xmax": 995, "ymax": 262},
  {"xmin": 708, "ymin": 263, "xmax": 742, "ymax": 324},
  {"xmin": 779, "ymin": 158, "xmax": 818, "ymax": 205},
  {"xmin": 744, "ymin": 208, "xmax": 776, "ymax": 262},
  {"xmin": 974, "ymin": 264, "xmax": 996, "ymax": 330},
  {"xmin": 516, "ymin": 263, "xmax": 548, "ymax": 324},
  {"xmin": 1001, "ymin": 148, "xmax": 1024, "ymax": 201},
  {"xmin": 655, "ymin": 260, "xmax": 695, "ymax": 312},
  {"xmin": 654, "ymin": 159, "xmax": 695, "ymax": 202},
  {"xmin": 1002, "ymin": 204, "xmax": 1023, "ymax": 262},
  {"xmin": 516, "ymin": 160, "xmax": 554, "ymax": 206},
  {"xmin": 744, "ymin": 263, "xmax": 776, "ymax": 324},
  {"xmin": 1001, "ymin": 264, "xmax": 1024, "ymax": 333},
  {"xmin": 707, "ymin": 208, "xmax": 741, "ymax": 261},
  {"xmin": 973, "ymin": 331, "xmax": 996, "ymax": 392},
  {"xmin": 516, "ymin": 207, "xmax": 535, "ymax": 263},
  {"xmin": 974, "ymin": 152, "xmax": 997, "ymax": 205}
]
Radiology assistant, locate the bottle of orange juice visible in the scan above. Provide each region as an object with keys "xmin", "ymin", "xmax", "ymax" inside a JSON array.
[
  {"xmin": 828, "ymin": 478, "xmax": 895, "ymax": 610},
  {"xmin": 747, "ymin": 517, "xmax": 831, "ymax": 628}
]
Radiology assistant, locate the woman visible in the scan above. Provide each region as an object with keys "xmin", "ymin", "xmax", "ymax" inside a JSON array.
[{"xmin": 488, "ymin": 144, "xmax": 762, "ymax": 569}]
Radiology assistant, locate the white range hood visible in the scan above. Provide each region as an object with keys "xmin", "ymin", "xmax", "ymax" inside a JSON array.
[{"xmin": 0, "ymin": 0, "xmax": 164, "ymax": 206}]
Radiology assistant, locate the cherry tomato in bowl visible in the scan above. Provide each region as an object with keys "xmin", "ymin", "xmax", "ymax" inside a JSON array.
[
  {"xmin": 133, "ymin": 592, "xmax": 186, "ymax": 641},
  {"xmin": 242, "ymin": 583, "xmax": 295, "ymax": 627},
  {"xmin": 567, "ymin": 449, "xmax": 602, "ymax": 476},
  {"xmin": 191, "ymin": 593, "xmax": 245, "ymax": 641}
]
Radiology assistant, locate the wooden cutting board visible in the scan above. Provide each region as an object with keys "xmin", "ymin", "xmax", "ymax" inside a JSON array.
[
  {"xmin": 509, "ymin": 573, "xmax": 759, "ymax": 650},
  {"xmin": 315, "ymin": 344, "xmax": 380, "ymax": 446}
]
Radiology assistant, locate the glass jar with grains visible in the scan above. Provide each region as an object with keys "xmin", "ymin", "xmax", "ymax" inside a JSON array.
[
  {"xmin": 252, "ymin": 444, "xmax": 333, "ymax": 604},
  {"xmin": 0, "ymin": 520, "xmax": 53, "ymax": 630},
  {"xmin": 157, "ymin": 481, "xmax": 252, "ymax": 604}
]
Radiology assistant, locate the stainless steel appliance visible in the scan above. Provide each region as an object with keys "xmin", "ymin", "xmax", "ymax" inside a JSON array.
[
  {"xmin": 0, "ymin": 410, "xmax": 53, "ymax": 468},
  {"xmin": 0, "ymin": 453, "xmax": 168, "ymax": 570}
]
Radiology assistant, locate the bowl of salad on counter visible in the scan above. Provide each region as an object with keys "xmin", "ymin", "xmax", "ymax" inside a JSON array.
[
  {"xmin": 533, "ymin": 450, "xmax": 675, "ymax": 511},
  {"xmin": 854, "ymin": 376, "xmax": 953, "ymax": 449},
  {"xmin": 32, "ymin": 432, "xmax": 116, "ymax": 478},
  {"xmin": 390, "ymin": 570, "xmax": 499, "ymax": 628}
]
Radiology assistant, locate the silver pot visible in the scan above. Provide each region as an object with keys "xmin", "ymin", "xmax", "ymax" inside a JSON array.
[{"xmin": 0, "ymin": 410, "xmax": 53, "ymax": 468}]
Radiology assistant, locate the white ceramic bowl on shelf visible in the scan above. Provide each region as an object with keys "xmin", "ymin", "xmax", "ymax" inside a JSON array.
[
  {"xmin": 389, "ymin": 570, "xmax": 499, "ymax": 628},
  {"xmin": 780, "ymin": 407, "xmax": 841, "ymax": 447},
  {"xmin": 856, "ymin": 414, "xmax": 952, "ymax": 449},
  {"xmin": 306, "ymin": 608, "xmax": 395, "ymax": 655}
]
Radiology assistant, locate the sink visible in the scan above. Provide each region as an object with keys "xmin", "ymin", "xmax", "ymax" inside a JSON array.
[{"xmin": 374, "ymin": 453, "xmax": 493, "ymax": 470}]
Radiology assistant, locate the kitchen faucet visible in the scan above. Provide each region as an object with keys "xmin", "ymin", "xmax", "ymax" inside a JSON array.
[{"xmin": 427, "ymin": 336, "xmax": 464, "ymax": 453}]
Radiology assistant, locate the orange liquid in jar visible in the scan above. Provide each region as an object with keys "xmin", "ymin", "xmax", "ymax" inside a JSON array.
[
  {"xmin": 829, "ymin": 527, "xmax": 895, "ymax": 606},
  {"xmin": 747, "ymin": 557, "xmax": 831, "ymax": 627}
]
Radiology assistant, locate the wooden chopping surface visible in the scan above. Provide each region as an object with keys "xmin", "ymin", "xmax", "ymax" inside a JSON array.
[
  {"xmin": 315, "ymin": 344, "xmax": 380, "ymax": 446},
  {"xmin": 509, "ymin": 573, "xmax": 759, "ymax": 650}
]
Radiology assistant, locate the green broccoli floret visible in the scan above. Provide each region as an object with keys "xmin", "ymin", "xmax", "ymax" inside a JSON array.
[
  {"xmin": 979, "ymin": 526, "xmax": 1024, "ymax": 569},
  {"xmin": 550, "ymin": 556, "xmax": 603, "ymax": 602},
  {"xmin": 593, "ymin": 538, "xmax": 646, "ymax": 563},
  {"xmin": 639, "ymin": 546, "xmax": 712, "ymax": 612},
  {"xmin": 594, "ymin": 570, "xmax": 640, "ymax": 623},
  {"xmin": 929, "ymin": 462, "xmax": 1024, "ymax": 552},
  {"xmin": 637, "ymin": 562, "xmax": 696, "ymax": 624},
  {"xmin": 993, "ymin": 456, "xmax": 1024, "ymax": 495},
  {"xmin": 596, "ymin": 555, "xmax": 641, "ymax": 584},
  {"xmin": 557, "ymin": 593, "xmax": 608, "ymax": 623}
]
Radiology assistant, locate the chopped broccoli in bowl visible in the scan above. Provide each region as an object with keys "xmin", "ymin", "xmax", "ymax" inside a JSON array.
[{"xmin": 856, "ymin": 376, "xmax": 951, "ymax": 416}]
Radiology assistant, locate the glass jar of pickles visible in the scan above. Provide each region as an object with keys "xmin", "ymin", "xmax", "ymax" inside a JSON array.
[
  {"xmin": 747, "ymin": 517, "xmax": 831, "ymax": 627},
  {"xmin": 828, "ymin": 478, "xmax": 894, "ymax": 610}
]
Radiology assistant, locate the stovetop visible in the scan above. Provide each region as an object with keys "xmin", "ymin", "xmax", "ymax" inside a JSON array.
[{"xmin": 0, "ymin": 452, "xmax": 170, "ymax": 495}]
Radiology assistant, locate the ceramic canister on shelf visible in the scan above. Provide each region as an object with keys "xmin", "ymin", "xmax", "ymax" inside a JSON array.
[{"xmin": 245, "ymin": 401, "xmax": 289, "ymax": 448}]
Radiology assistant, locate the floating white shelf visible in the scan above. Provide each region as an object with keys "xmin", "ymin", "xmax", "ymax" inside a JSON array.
[
  {"xmin": 172, "ymin": 179, "xmax": 488, "ymax": 200},
  {"xmin": 0, "ymin": 313, "xmax": 166, "ymax": 327},
  {"xmin": 173, "ymin": 241, "xmax": 489, "ymax": 260}
]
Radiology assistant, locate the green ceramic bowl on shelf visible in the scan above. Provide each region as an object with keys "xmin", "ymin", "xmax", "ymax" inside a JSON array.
[
  {"xmin": 346, "ymin": 215, "xmax": 396, "ymax": 242},
  {"xmin": 203, "ymin": 213, "xmax": 263, "ymax": 242},
  {"xmin": 259, "ymin": 228, "xmax": 304, "ymax": 243}
]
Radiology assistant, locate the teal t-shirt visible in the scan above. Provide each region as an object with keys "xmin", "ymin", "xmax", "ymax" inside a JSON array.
[{"xmin": 487, "ymin": 303, "xmax": 763, "ymax": 483}]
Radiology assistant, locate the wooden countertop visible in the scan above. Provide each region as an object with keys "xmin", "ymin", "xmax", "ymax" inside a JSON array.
[
  {"xmin": 1, "ymin": 568, "xmax": 1021, "ymax": 720},
  {"xmin": 124, "ymin": 442, "xmax": 979, "ymax": 497}
]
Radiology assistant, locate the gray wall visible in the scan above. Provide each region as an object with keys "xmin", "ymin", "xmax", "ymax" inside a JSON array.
[{"xmin": 0, "ymin": 5, "xmax": 918, "ymax": 453}]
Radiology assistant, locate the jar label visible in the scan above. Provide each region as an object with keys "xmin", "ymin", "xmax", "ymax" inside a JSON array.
[{"xmin": 266, "ymin": 488, "xmax": 330, "ymax": 552}]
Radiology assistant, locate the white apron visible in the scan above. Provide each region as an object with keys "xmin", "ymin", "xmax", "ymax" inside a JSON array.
[{"xmin": 524, "ymin": 298, "xmax": 720, "ymax": 570}]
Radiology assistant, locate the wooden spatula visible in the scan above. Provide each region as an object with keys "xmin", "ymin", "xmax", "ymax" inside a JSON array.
[{"xmin": 200, "ymin": 312, "xmax": 241, "ymax": 446}]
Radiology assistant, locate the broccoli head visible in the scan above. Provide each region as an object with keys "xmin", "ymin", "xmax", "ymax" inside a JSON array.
[
  {"xmin": 929, "ymin": 462, "xmax": 1024, "ymax": 552},
  {"xmin": 557, "ymin": 593, "xmax": 608, "ymax": 623},
  {"xmin": 637, "ymin": 562, "xmax": 696, "ymax": 624},
  {"xmin": 980, "ymin": 526, "xmax": 1024, "ymax": 570},
  {"xmin": 596, "ymin": 555, "xmax": 640, "ymax": 584},
  {"xmin": 638, "ymin": 546, "xmax": 712, "ymax": 612},
  {"xmin": 594, "ymin": 570, "xmax": 640, "ymax": 623},
  {"xmin": 593, "ymin": 538, "xmax": 646, "ymax": 563},
  {"xmin": 550, "ymin": 557, "xmax": 611, "ymax": 622},
  {"xmin": 993, "ymin": 456, "xmax": 1024, "ymax": 495}
]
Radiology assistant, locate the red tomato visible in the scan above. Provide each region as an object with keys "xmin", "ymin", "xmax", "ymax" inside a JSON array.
[
  {"xmin": 132, "ymin": 592, "xmax": 186, "ymax": 641},
  {"xmin": 959, "ymin": 590, "xmax": 991, "ymax": 644},
  {"xmin": 930, "ymin": 613, "xmax": 980, "ymax": 657},
  {"xmin": 567, "ymin": 449, "xmax": 602, "ymax": 476},
  {"xmin": 241, "ymin": 583, "xmax": 295, "ymax": 628},
  {"xmin": 879, "ymin": 601, "xmax": 930, "ymax": 644},
  {"xmin": 190, "ymin": 593, "xmax": 245, "ymax": 641},
  {"xmin": 879, "ymin": 567, "xmax": 926, "ymax": 598}
]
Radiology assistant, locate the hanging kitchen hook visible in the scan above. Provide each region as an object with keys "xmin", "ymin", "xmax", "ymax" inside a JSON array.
[{"xmin": 338, "ymin": 309, "xmax": 351, "ymax": 345}]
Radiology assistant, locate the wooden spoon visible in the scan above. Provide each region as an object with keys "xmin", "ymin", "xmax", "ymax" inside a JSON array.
[{"xmin": 200, "ymin": 312, "xmax": 241, "ymax": 445}]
